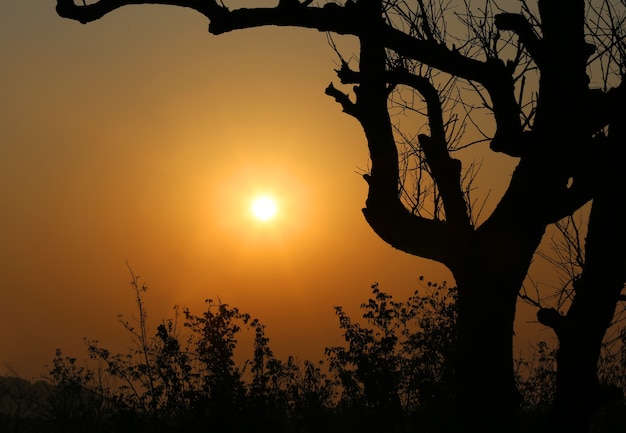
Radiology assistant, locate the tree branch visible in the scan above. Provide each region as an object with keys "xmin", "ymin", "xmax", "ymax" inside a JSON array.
[
  {"xmin": 331, "ymin": 59, "xmax": 472, "ymax": 228},
  {"xmin": 336, "ymin": 61, "xmax": 518, "ymax": 224},
  {"xmin": 494, "ymin": 13, "xmax": 543, "ymax": 66},
  {"xmin": 324, "ymin": 83, "xmax": 360, "ymax": 119},
  {"xmin": 355, "ymin": 26, "xmax": 469, "ymax": 267},
  {"xmin": 56, "ymin": 0, "xmax": 515, "ymax": 88},
  {"xmin": 387, "ymin": 70, "xmax": 471, "ymax": 227},
  {"xmin": 585, "ymin": 81, "xmax": 626, "ymax": 135},
  {"xmin": 56, "ymin": 0, "xmax": 364, "ymax": 35},
  {"xmin": 537, "ymin": 307, "xmax": 565, "ymax": 338},
  {"xmin": 57, "ymin": 0, "xmax": 523, "ymax": 157},
  {"xmin": 56, "ymin": 0, "xmax": 222, "ymax": 23}
]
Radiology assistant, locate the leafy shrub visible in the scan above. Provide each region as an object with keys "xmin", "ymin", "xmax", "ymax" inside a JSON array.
[
  {"xmin": 326, "ymin": 280, "xmax": 457, "ymax": 432},
  {"xmin": 3, "ymin": 273, "xmax": 624, "ymax": 433}
]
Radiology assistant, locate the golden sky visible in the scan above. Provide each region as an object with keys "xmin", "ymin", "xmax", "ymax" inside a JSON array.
[{"xmin": 1, "ymin": 2, "xmax": 545, "ymax": 378}]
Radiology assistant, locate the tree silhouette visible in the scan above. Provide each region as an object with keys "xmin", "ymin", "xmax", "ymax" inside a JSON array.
[{"xmin": 56, "ymin": 1, "xmax": 626, "ymax": 431}]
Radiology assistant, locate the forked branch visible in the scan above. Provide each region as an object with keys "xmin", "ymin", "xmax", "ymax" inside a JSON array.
[
  {"xmin": 354, "ymin": 33, "xmax": 470, "ymax": 267},
  {"xmin": 387, "ymin": 70, "xmax": 470, "ymax": 227}
]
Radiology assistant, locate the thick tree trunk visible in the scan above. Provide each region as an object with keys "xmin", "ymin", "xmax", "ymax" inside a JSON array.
[
  {"xmin": 553, "ymin": 329, "xmax": 610, "ymax": 433},
  {"xmin": 451, "ymin": 224, "xmax": 545, "ymax": 432},
  {"xmin": 551, "ymin": 196, "xmax": 625, "ymax": 432},
  {"xmin": 550, "ymin": 127, "xmax": 626, "ymax": 432},
  {"xmin": 454, "ymin": 278, "xmax": 519, "ymax": 432}
]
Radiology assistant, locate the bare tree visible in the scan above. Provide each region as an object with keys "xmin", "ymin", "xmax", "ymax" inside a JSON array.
[{"xmin": 55, "ymin": 0, "xmax": 626, "ymax": 431}]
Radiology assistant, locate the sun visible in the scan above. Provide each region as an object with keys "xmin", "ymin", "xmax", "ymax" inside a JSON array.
[{"xmin": 251, "ymin": 196, "xmax": 278, "ymax": 221}]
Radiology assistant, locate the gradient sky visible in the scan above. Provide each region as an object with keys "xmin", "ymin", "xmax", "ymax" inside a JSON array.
[{"xmin": 1, "ymin": 2, "xmax": 548, "ymax": 379}]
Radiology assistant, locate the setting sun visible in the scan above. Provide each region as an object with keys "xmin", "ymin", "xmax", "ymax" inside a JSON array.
[{"xmin": 251, "ymin": 196, "xmax": 278, "ymax": 221}]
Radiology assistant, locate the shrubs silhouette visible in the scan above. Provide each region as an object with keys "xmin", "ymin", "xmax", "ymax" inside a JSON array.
[
  {"xmin": 50, "ymin": 272, "xmax": 338, "ymax": 433},
  {"xmin": 2, "ymin": 276, "xmax": 625, "ymax": 432},
  {"xmin": 326, "ymin": 281, "xmax": 457, "ymax": 432}
]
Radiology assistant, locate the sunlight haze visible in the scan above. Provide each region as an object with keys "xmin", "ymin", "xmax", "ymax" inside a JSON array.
[{"xmin": 0, "ymin": 1, "xmax": 550, "ymax": 380}]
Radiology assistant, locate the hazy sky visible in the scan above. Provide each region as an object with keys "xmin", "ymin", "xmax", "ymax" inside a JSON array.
[{"xmin": 1, "ymin": 2, "xmax": 546, "ymax": 379}]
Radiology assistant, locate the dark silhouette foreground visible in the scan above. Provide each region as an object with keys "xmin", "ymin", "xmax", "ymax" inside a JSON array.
[{"xmin": 1, "ymin": 280, "xmax": 625, "ymax": 432}]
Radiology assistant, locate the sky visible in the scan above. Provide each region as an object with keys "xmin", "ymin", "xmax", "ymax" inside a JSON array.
[{"xmin": 1, "ymin": 1, "xmax": 547, "ymax": 379}]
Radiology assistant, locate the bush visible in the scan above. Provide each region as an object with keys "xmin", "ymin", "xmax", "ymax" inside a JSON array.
[
  {"xmin": 325, "ymin": 280, "xmax": 457, "ymax": 432},
  {"xmin": 3, "ymin": 274, "xmax": 624, "ymax": 433}
]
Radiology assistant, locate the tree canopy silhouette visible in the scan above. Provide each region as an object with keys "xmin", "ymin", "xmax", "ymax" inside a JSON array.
[{"xmin": 56, "ymin": 1, "xmax": 626, "ymax": 431}]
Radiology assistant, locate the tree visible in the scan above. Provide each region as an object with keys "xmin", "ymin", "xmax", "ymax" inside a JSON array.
[
  {"xmin": 525, "ymin": 208, "xmax": 626, "ymax": 431},
  {"xmin": 55, "ymin": 0, "xmax": 626, "ymax": 431}
]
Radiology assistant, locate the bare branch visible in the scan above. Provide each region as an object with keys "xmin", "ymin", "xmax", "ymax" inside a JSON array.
[
  {"xmin": 494, "ymin": 12, "xmax": 542, "ymax": 65},
  {"xmin": 383, "ymin": 70, "xmax": 470, "ymax": 226},
  {"xmin": 325, "ymin": 83, "xmax": 360, "ymax": 119},
  {"xmin": 56, "ymin": 0, "xmax": 222, "ymax": 23},
  {"xmin": 537, "ymin": 307, "xmax": 565, "ymax": 337},
  {"xmin": 357, "ymin": 28, "xmax": 470, "ymax": 267}
]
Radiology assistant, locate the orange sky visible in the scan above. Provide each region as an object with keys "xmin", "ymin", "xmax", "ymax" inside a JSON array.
[{"xmin": 1, "ymin": 2, "xmax": 550, "ymax": 379}]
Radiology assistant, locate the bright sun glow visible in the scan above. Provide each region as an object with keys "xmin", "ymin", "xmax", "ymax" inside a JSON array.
[{"xmin": 251, "ymin": 196, "xmax": 278, "ymax": 221}]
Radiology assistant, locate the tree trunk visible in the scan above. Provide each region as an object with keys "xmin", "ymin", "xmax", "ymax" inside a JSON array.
[
  {"xmin": 454, "ymin": 279, "xmax": 519, "ymax": 432},
  {"xmin": 551, "ymin": 194, "xmax": 625, "ymax": 432},
  {"xmin": 551, "ymin": 126, "xmax": 626, "ymax": 432},
  {"xmin": 451, "ymin": 224, "xmax": 545, "ymax": 432}
]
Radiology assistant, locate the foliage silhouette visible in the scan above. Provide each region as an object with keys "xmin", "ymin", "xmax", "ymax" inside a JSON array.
[
  {"xmin": 72, "ymin": 272, "xmax": 338, "ymax": 433},
  {"xmin": 326, "ymin": 280, "xmax": 457, "ymax": 432},
  {"xmin": 1, "ymin": 276, "xmax": 625, "ymax": 432}
]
